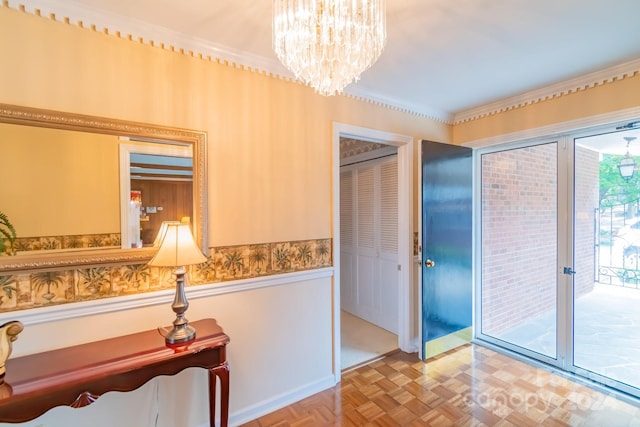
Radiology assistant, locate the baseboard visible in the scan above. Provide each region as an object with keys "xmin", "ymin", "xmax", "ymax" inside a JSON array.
[
  {"xmin": 341, "ymin": 348, "xmax": 401, "ymax": 374},
  {"xmin": 225, "ymin": 374, "xmax": 336, "ymax": 427}
]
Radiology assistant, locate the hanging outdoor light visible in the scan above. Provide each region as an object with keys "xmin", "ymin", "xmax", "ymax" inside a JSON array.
[{"xmin": 618, "ymin": 136, "xmax": 638, "ymax": 180}]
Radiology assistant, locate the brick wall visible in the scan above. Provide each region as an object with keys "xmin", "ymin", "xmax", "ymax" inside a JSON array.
[
  {"xmin": 481, "ymin": 144, "xmax": 558, "ymax": 335},
  {"xmin": 480, "ymin": 143, "xmax": 600, "ymax": 336},
  {"xmin": 574, "ymin": 146, "xmax": 599, "ymax": 297}
]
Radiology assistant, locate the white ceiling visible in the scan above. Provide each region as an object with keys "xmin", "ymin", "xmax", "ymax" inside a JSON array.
[{"xmin": 13, "ymin": 0, "xmax": 640, "ymax": 122}]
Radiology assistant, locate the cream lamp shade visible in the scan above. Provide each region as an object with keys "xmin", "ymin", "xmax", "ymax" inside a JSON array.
[
  {"xmin": 152, "ymin": 220, "xmax": 174, "ymax": 248},
  {"xmin": 149, "ymin": 222, "xmax": 206, "ymax": 268},
  {"xmin": 148, "ymin": 221, "xmax": 206, "ymax": 345}
]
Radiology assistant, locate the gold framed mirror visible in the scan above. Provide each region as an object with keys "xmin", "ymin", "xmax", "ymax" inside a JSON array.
[{"xmin": 0, "ymin": 103, "xmax": 207, "ymax": 273}]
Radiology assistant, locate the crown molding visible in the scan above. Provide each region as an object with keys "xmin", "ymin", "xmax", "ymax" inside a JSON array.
[
  {"xmin": 8, "ymin": 0, "xmax": 294, "ymax": 77},
  {"xmin": 8, "ymin": 1, "xmax": 638, "ymax": 126},
  {"xmin": 462, "ymin": 106, "xmax": 640, "ymax": 149},
  {"xmin": 454, "ymin": 58, "xmax": 640, "ymax": 124},
  {"xmin": 344, "ymin": 86, "xmax": 453, "ymax": 123},
  {"xmin": 8, "ymin": 0, "xmax": 454, "ymax": 122}
]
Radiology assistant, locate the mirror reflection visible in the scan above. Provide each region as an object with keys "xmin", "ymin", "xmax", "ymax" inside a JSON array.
[
  {"xmin": 0, "ymin": 103, "xmax": 206, "ymax": 273},
  {"xmin": 2, "ymin": 122, "xmax": 120, "ymax": 254},
  {"xmin": 1, "ymin": 123, "xmax": 193, "ymax": 255},
  {"xmin": 121, "ymin": 146, "xmax": 193, "ymax": 248}
]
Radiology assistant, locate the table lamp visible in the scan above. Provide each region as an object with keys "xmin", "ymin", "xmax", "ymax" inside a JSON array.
[{"xmin": 148, "ymin": 221, "xmax": 207, "ymax": 345}]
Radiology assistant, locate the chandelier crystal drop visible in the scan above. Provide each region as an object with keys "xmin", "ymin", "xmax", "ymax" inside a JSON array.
[{"xmin": 273, "ymin": 0, "xmax": 386, "ymax": 96}]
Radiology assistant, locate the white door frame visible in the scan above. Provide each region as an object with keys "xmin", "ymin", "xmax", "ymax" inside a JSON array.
[{"xmin": 332, "ymin": 122, "xmax": 414, "ymax": 382}]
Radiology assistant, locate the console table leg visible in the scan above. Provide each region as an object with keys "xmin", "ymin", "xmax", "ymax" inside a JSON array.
[{"xmin": 209, "ymin": 362, "xmax": 230, "ymax": 427}]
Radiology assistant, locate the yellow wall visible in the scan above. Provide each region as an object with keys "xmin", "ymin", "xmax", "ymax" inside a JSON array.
[
  {"xmin": 453, "ymin": 74, "xmax": 640, "ymax": 145},
  {"xmin": 1, "ymin": 123, "xmax": 120, "ymax": 236},
  {"xmin": 0, "ymin": 6, "xmax": 449, "ymax": 248},
  {"xmin": 2, "ymin": 3, "xmax": 637, "ymax": 425},
  {"xmin": 0, "ymin": 5, "xmax": 446, "ymax": 425}
]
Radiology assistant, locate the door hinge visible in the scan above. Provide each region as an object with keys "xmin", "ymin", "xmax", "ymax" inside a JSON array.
[{"xmin": 563, "ymin": 267, "xmax": 576, "ymax": 275}]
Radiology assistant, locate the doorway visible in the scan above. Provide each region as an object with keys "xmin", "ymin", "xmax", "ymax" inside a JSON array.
[
  {"xmin": 332, "ymin": 123, "xmax": 414, "ymax": 378},
  {"xmin": 340, "ymin": 141, "xmax": 399, "ymax": 369},
  {"xmin": 475, "ymin": 122, "xmax": 640, "ymax": 398},
  {"xmin": 573, "ymin": 126, "xmax": 640, "ymax": 396}
]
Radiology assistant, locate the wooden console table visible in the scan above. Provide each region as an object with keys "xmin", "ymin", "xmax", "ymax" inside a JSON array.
[{"xmin": 0, "ymin": 318, "xmax": 230, "ymax": 426}]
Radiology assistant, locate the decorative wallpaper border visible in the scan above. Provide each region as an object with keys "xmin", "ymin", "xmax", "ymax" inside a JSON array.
[
  {"xmin": 0, "ymin": 238, "xmax": 332, "ymax": 313},
  {"xmin": 6, "ymin": 233, "xmax": 121, "ymax": 253}
]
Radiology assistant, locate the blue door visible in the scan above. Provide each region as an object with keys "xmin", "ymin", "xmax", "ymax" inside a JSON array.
[{"xmin": 421, "ymin": 140, "xmax": 473, "ymax": 359}]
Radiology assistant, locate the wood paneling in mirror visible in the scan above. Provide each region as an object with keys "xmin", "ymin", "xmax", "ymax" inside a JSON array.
[{"xmin": 0, "ymin": 103, "xmax": 207, "ymax": 273}]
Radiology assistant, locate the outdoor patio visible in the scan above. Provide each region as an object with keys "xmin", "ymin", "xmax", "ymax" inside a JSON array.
[{"xmin": 498, "ymin": 283, "xmax": 640, "ymax": 391}]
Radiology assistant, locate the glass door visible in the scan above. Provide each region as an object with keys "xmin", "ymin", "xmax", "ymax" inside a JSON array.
[
  {"xmin": 476, "ymin": 140, "xmax": 562, "ymax": 365},
  {"xmin": 573, "ymin": 127, "xmax": 640, "ymax": 395},
  {"xmin": 476, "ymin": 122, "xmax": 640, "ymax": 398}
]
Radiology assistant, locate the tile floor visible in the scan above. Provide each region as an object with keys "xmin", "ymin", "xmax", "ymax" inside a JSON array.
[
  {"xmin": 497, "ymin": 283, "xmax": 640, "ymax": 391},
  {"xmin": 341, "ymin": 310, "xmax": 398, "ymax": 370}
]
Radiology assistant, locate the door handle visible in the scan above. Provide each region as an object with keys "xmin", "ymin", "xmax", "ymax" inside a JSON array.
[{"xmin": 425, "ymin": 259, "xmax": 435, "ymax": 268}]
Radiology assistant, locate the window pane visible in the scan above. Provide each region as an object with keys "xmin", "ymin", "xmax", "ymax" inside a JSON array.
[
  {"xmin": 574, "ymin": 130, "xmax": 640, "ymax": 392},
  {"xmin": 481, "ymin": 143, "xmax": 558, "ymax": 358}
]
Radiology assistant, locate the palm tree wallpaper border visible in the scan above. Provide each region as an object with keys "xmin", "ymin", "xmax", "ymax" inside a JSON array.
[
  {"xmin": 0, "ymin": 238, "xmax": 332, "ymax": 313},
  {"xmin": 6, "ymin": 233, "xmax": 121, "ymax": 253}
]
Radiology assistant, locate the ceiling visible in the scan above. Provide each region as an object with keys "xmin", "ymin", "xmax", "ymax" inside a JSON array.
[{"xmin": 14, "ymin": 0, "xmax": 640, "ymax": 122}]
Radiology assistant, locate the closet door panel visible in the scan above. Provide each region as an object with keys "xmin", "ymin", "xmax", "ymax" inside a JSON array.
[
  {"xmin": 340, "ymin": 170, "xmax": 356, "ymax": 312},
  {"xmin": 341, "ymin": 156, "xmax": 399, "ymax": 333},
  {"xmin": 378, "ymin": 159, "xmax": 399, "ymax": 333},
  {"xmin": 355, "ymin": 166, "xmax": 377, "ymax": 321}
]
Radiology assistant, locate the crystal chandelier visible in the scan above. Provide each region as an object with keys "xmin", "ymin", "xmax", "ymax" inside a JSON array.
[{"xmin": 273, "ymin": 0, "xmax": 386, "ymax": 96}]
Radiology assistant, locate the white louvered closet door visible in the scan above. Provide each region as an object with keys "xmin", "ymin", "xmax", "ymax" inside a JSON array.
[
  {"xmin": 340, "ymin": 156, "xmax": 399, "ymax": 334},
  {"xmin": 355, "ymin": 165, "xmax": 377, "ymax": 325},
  {"xmin": 340, "ymin": 170, "xmax": 356, "ymax": 310},
  {"xmin": 378, "ymin": 159, "xmax": 399, "ymax": 333}
]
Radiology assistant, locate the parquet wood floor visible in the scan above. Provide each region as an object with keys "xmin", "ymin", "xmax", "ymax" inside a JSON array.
[{"xmin": 241, "ymin": 344, "xmax": 640, "ymax": 426}]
